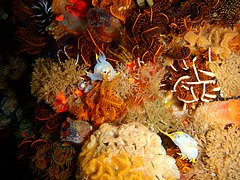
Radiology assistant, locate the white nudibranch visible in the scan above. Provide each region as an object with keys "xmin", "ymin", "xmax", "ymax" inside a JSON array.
[
  {"xmin": 160, "ymin": 130, "xmax": 198, "ymax": 163},
  {"xmin": 87, "ymin": 53, "xmax": 117, "ymax": 81}
]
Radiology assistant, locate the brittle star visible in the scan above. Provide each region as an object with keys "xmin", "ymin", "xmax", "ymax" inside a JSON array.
[{"xmin": 171, "ymin": 56, "xmax": 220, "ymax": 110}]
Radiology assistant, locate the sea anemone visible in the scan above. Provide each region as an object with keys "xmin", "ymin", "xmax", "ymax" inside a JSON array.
[
  {"xmin": 185, "ymin": 125, "xmax": 240, "ymax": 179},
  {"xmin": 209, "ymin": 54, "xmax": 240, "ymax": 97},
  {"xmin": 31, "ymin": 58, "xmax": 87, "ymax": 114}
]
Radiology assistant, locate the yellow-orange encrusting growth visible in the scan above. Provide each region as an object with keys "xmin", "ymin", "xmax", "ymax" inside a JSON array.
[
  {"xmin": 194, "ymin": 99, "xmax": 240, "ymax": 127},
  {"xmin": 227, "ymin": 99, "xmax": 240, "ymax": 123}
]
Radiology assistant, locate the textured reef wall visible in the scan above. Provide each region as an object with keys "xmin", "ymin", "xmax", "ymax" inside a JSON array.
[{"xmin": 1, "ymin": 0, "xmax": 240, "ymax": 179}]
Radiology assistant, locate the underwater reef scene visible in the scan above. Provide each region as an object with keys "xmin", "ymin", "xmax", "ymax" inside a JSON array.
[{"xmin": 1, "ymin": 0, "xmax": 240, "ymax": 179}]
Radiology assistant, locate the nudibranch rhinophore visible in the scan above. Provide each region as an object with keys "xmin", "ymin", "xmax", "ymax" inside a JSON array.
[
  {"xmin": 87, "ymin": 53, "xmax": 117, "ymax": 81},
  {"xmin": 160, "ymin": 130, "xmax": 199, "ymax": 163}
]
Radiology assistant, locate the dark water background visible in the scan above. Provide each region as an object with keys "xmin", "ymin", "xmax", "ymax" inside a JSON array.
[{"xmin": 0, "ymin": 1, "xmax": 33, "ymax": 179}]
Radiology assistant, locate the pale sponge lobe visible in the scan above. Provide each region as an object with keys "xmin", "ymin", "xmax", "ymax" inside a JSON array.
[{"xmin": 76, "ymin": 122, "xmax": 180, "ymax": 180}]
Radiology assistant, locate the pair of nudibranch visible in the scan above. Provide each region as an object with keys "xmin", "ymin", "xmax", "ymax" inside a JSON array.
[
  {"xmin": 160, "ymin": 129, "xmax": 199, "ymax": 163},
  {"xmin": 83, "ymin": 53, "xmax": 199, "ymax": 163}
]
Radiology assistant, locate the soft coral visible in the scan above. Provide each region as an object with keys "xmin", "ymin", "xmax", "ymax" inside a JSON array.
[{"xmin": 66, "ymin": 0, "xmax": 88, "ymax": 17}]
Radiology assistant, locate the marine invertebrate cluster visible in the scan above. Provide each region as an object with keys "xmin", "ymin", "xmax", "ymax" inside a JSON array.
[
  {"xmin": 31, "ymin": 58, "xmax": 87, "ymax": 113},
  {"xmin": 112, "ymin": 63, "xmax": 137, "ymax": 99},
  {"xmin": 125, "ymin": 6, "xmax": 170, "ymax": 63},
  {"xmin": 229, "ymin": 32, "xmax": 240, "ymax": 54},
  {"xmin": 31, "ymin": 54, "xmax": 125, "ymax": 125},
  {"xmin": 76, "ymin": 122, "xmax": 180, "ymax": 179},
  {"xmin": 16, "ymin": 27, "xmax": 47, "ymax": 55},
  {"xmin": 112, "ymin": 58, "xmax": 166, "ymax": 103},
  {"xmin": 49, "ymin": 0, "xmax": 89, "ymax": 37},
  {"xmin": 109, "ymin": 0, "xmax": 132, "ymax": 24},
  {"xmin": 85, "ymin": 78, "xmax": 127, "ymax": 125},
  {"xmin": 13, "ymin": 0, "xmax": 240, "ymax": 179},
  {"xmin": 133, "ymin": 62, "xmax": 166, "ymax": 101},
  {"xmin": 123, "ymin": 97, "xmax": 184, "ymax": 133},
  {"xmin": 12, "ymin": 0, "xmax": 53, "ymax": 55},
  {"xmin": 48, "ymin": 0, "xmax": 123, "ymax": 56},
  {"xmin": 87, "ymin": 7, "xmax": 122, "ymax": 42},
  {"xmin": 116, "ymin": 59, "xmax": 186, "ymax": 133},
  {"xmin": 18, "ymin": 138, "xmax": 76, "ymax": 179},
  {"xmin": 92, "ymin": 0, "xmax": 132, "ymax": 24},
  {"xmin": 34, "ymin": 102, "xmax": 68, "ymax": 130}
]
